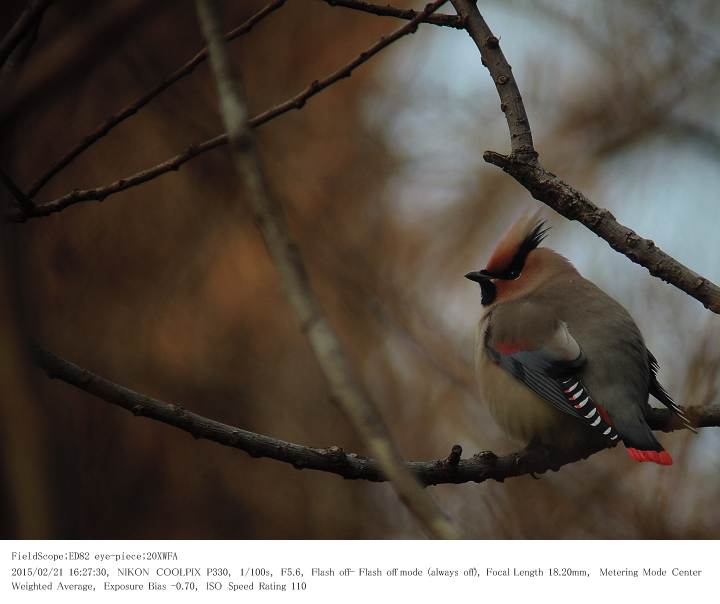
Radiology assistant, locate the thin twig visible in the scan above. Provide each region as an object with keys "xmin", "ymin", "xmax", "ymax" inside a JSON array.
[
  {"xmin": 0, "ymin": 0, "xmax": 53, "ymax": 69},
  {"xmin": 450, "ymin": 0, "xmax": 720, "ymax": 314},
  {"xmin": 25, "ymin": 0, "xmax": 287, "ymax": 199},
  {"xmin": 322, "ymin": 0, "xmax": 462, "ymax": 28},
  {"xmin": 31, "ymin": 346, "xmax": 719, "ymax": 486},
  {"xmin": 6, "ymin": 0, "xmax": 446, "ymax": 222},
  {"xmin": 195, "ymin": 0, "xmax": 457, "ymax": 540}
]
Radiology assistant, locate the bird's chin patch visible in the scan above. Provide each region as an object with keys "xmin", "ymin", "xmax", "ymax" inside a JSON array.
[{"xmin": 480, "ymin": 280, "xmax": 497, "ymax": 306}]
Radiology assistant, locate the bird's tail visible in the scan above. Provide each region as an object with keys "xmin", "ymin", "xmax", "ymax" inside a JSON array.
[
  {"xmin": 625, "ymin": 447, "xmax": 673, "ymax": 465},
  {"xmin": 621, "ymin": 421, "xmax": 673, "ymax": 466}
]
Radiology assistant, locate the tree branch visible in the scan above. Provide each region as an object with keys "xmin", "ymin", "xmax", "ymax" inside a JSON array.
[
  {"xmin": 7, "ymin": 0, "xmax": 448, "ymax": 222},
  {"xmin": 449, "ymin": 0, "xmax": 720, "ymax": 314},
  {"xmin": 24, "ymin": 0, "xmax": 287, "ymax": 200},
  {"xmin": 31, "ymin": 346, "xmax": 719, "ymax": 486},
  {"xmin": 195, "ymin": 0, "xmax": 457, "ymax": 539},
  {"xmin": 449, "ymin": 0, "xmax": 535, "ymax": 160},
  {"xmin": 322, "ymin": 0, "xmax": 463, "ymax": 28}
]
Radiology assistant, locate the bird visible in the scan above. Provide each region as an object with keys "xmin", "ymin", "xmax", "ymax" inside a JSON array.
[{"xmin": 466, "ymin": 210, "xmax": 695, "ymax": 466}]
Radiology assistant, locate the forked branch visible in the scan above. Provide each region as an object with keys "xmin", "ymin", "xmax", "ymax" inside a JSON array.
[{"xmin": 322, "ymin": 0, "xmax": 462, "ymax": 28}]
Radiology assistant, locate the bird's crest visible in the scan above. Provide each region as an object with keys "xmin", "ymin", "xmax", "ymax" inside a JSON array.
[{"xmin": 485, "ymin": 209, "xmax": 549, "ymax": 277}]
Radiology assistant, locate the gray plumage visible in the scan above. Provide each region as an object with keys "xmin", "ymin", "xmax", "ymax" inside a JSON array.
[{"xmin": 470, "ymin": 213, "xmax": 691, "ymax": 464}]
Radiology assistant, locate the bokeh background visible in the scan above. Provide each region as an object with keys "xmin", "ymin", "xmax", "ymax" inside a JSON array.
[{"xmin": 1, "ymin": 0, "xmax": 719, "ymax": 539}]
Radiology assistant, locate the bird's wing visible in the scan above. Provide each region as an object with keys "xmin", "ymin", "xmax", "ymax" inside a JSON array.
[
  {"xmin": 485, "ymin": 320, "xmax": 584, "ymax": 418},
  {"xmin": 647, "ymin": 350, "xmax": 697, "ymax": 433},
  {"xmin": 485, "ymin": 319, "xmax": 620, "ymax": 441}
]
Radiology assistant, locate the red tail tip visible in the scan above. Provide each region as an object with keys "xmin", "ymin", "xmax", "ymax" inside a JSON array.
[{"xmin": 626, "ymin": 448, "xmax": 673, "ymax": 466}]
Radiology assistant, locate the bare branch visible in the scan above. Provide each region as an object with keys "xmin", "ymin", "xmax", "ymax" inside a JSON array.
[
  {"xmin": 449, "ymin": 0, "xmax": 535, "ymax": 160},
  {"xmin": 7, "ymin": 0, "xmax": 448, "ymax": 222},
  {"xmin": 25, "ymin": 0, "xmax": 287, "ymax": 199},
  {"xmin": 31, "ymin": 346, "xmax": 719, "ymax": 486},
  {"xmin": 322, "ymin": 0, "xmax": 462, "ymax": 28},
  {"xmin": 195, "ymin": 0, "xmax": 457, "ymax": 539},
  {"xmin": 0, "ymin": 0, "xmax": 53, "ymax": 69},
  {"xmin": 449, "ymin": 0, "xmax": 720, "ymax": 314}
]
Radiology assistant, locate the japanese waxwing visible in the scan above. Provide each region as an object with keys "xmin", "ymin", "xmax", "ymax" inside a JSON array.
[{"xmin": 466, "ymin": 210, "xmax": 695, "ymax": 465}]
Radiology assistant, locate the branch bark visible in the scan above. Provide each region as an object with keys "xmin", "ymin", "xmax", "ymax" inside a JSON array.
[
  {"xmin": 6, "ymin": 0, "xmax": 448, "ymax": 222},
  {"xmin": 194, "ymin": 0, "xmax": 457, "ymax": 539},
  {"xmin": 449, "ymin": 0, "xmax": 720, "ymax": 314},
  {"xmin": 322, "ymin": 0, "xmax": 462, "ymax": 28},
  {"xmin": 32, "ymin": 346, "xmax": 719, "ymax": 486},
  {"xmin": 449, "ymin": 0, "xmax": 535, "ymax": 160}
]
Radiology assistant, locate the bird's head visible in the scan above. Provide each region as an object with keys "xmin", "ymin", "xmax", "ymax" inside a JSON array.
[{"xmin": 465, "ymin": 210, "xmax": 550, "ymax": 306}]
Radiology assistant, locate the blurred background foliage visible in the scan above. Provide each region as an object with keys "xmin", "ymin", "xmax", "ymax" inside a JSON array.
[{"xmin": 1, "ymin": 0, "xmax": 719, "ymax": 539}]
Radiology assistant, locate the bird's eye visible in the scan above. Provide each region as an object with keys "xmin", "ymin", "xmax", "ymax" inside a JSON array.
[{"xmin": 507, "ymin": 269, "xmax": 519, "ymax": 279}]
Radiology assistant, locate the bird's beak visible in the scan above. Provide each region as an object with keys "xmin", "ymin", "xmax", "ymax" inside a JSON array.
[{"xmin": 465, "ymin": 270, "xmax": 491, "ymax": 283}]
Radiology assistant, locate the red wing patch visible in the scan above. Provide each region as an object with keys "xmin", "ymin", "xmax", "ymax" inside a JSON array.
[{"xmin": 494, "ymin": 340, "xmax": 530, "ymax": 355}]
